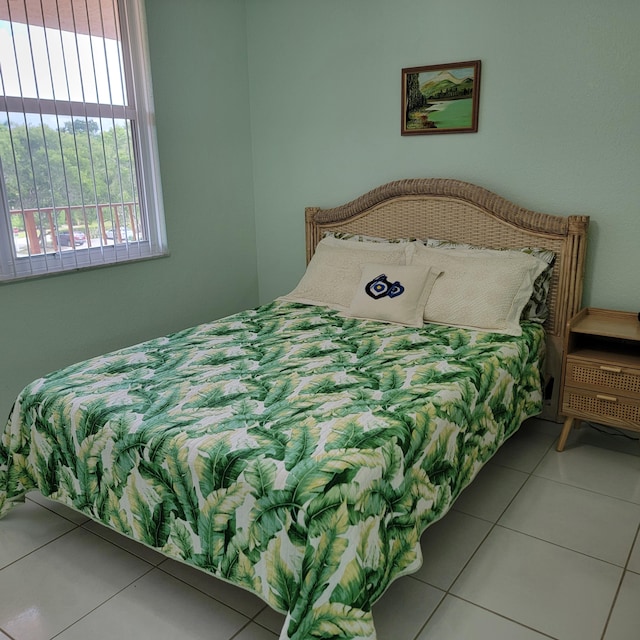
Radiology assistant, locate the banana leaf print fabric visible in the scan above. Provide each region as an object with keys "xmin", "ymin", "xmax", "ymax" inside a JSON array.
[{"xmin": 0, "ymin": 301, "xmax": 544, "ymax": 639}]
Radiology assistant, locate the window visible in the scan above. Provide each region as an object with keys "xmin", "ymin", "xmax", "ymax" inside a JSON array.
[{"xmin": 0, "ymin": 0, "xmax": 166, "ymax": 281}]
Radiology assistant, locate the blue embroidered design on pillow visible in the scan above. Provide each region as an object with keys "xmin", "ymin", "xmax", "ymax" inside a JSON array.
[{"xmin": 365, "ymin": 274, "xmax": 405, "ymax": 300}]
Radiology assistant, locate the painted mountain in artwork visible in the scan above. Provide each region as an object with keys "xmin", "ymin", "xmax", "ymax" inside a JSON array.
[{"xmin": 420, "ymin": 70, "xmax": 474, "ymax": 100}]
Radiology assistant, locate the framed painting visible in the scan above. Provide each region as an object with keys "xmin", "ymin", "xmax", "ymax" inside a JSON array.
[{"xmin": 401, "ymin": 60, "xmax": 481, "ymax": 135}]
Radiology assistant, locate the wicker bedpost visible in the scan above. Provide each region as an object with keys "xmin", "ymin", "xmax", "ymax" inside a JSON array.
[
  {"xmin": 562, "ymin": 215, "xmax": 590, "ymax": 329},
  {"xmin": 305, "ymin": 207, "xmax": 322, "ymax": 264}
]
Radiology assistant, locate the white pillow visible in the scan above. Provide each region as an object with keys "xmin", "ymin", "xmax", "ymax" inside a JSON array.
[
  {"xmin": 423, "ymin": 237, "xmax": 556, "ymax": 323},
  {"xmin": 343, "ymin": 264, "xmax": 441, "ymax": 327},
  {"xmin": 280, "ymin": 236, "xmax": 413, "ymax": 310},
  {"xmin": 410, "ymin": 242, "xmax": 547, "ymax": 336}
]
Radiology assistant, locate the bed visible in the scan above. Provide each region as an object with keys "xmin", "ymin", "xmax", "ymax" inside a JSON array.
[{"xmin": 0, "ymin": 178, "xmax": 588, "ymax": 640}]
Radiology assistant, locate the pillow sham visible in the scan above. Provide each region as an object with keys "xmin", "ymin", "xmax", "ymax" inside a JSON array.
[
  {"xmin": 410, "ymin": 243, "xmax": 548, "ymax": 336},
  {"xmin": 280, "ymin": 236, "xmax": 412, "ymax": 310},
  {"xmin": 424, "ymin": 237, "xmax": 556, "ymax": 323},
  {"xmin": 343, "ymin": 264, "xmax": 441, "ymax": 327}
]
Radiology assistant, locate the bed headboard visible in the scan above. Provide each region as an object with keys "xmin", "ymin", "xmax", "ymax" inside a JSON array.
[{"xmin": 305, "ymin": 178, "xmax": 589, "ymax": 421}]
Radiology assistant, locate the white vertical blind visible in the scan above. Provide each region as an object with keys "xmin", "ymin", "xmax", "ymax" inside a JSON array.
[{"xmin": 0, "ymin": 0, "xmax": 166, "ymax": 281}]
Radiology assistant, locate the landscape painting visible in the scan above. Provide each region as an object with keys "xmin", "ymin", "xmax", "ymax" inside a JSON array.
[{"xmin": 401, "ymin": 60, "xmax": 481, "ymax": 135}]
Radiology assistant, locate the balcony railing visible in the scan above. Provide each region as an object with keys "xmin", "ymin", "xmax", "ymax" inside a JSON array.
[{"xmin": 11, "ymin": 203, "xmax": 140, "ymax": 255}]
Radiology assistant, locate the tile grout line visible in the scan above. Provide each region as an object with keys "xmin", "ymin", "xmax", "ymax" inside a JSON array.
[
  {"xmin": 410, "ymin": 441, "xmax": 542, "ymax": 640},
  {"xmin": 154, "ymin": 558, "xmax": 270, "ymax": 621},
  {"xmin": 437, "ymin": 595, "xmax": 561, "ymax": 640},
  {"xmin": 528, "ymin": 423, "xmax": 640, "ymax": 639},
  {"xmin": 409, "ymin": 421, "xmax": 640, "ymax": 640},
  {"xmin": 0, "ymin": 625, "xmax": 17, "ymax": 640},
  {"xmin": 46, "ymin": 524, "xmax": 163, "ymax": 640},
  {"xmin": 599, "ymin": 521, "xmax": 640, "ymax": 640},
  {"xmin": 0, "ymin": 522, "xmax": 84, "ymax": 574},
  {"xmin": 226, "ymin": 619, "xmax": 256, "ymax": 640}
]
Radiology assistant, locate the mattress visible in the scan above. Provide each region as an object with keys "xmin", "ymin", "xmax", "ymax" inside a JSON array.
[{"xmin": 0, "ymin": 300, "xmax": 545, "ymax": 639}]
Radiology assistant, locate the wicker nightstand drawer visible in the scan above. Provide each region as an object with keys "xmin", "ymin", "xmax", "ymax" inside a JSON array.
[
  {"xmin": 565, "ymin": 358, "xmax": 640, "ymax": 396},
  {"xmin": 562, "ymin": 386, "xmax": 640, "ymax": 427}
]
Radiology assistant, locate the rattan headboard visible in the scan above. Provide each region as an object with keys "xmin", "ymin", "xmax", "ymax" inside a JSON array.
[{"xmin": 305, "ymin": 178, "xmax": 589, "ymax": 421}]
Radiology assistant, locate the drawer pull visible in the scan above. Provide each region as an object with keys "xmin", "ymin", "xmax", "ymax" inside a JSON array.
[
  {"xmin": 599, "ymin": 365, "xmax": 622, "ymax": 373},
  {"xmin": 596, "ymin": 394, "xmax": 618, "ymax": 403}
]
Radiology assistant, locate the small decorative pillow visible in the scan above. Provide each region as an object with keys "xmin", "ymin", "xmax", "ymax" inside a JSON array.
[
  {"xmin": 424, "ymin": 238, "xmax": 556, "ymax": 323},
  {"xmin": 343, "ymin": 264, "xmax": 441, "ymax": 327},
  {"xmin": 280, "ymin": 236, "xmax": 413, "ymax": 310},
  {"xmin": 411, "ymin": 243, "xmax": 548, "ymax": 336}
]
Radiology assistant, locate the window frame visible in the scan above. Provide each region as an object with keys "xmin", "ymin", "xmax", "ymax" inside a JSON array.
[{"xmin": 0, "ymin": 0, "xmax": 167, "ymax": 282}]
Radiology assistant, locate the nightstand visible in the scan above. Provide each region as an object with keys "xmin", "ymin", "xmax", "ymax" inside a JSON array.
[{"xmin": 557, "ymin": 308, "xmax": 640, "ymax": 451}]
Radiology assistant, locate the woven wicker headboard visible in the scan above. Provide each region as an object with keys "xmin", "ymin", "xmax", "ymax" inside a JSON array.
[{"xmin": 305, "ymin": 178, "xmax": 589, "ymax": 421}]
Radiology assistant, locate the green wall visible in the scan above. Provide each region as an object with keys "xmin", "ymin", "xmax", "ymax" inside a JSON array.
[
  {"xmin": 0, "ymin": 0, "xmax": 258, "ymax": 418},
  {"xmin": 246, "ymin": 0, "xmax": 640, "ymax": 310}
]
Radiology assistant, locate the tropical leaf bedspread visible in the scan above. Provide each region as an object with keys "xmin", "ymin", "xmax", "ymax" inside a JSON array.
[{"xmin": 1, "ymin": 301, "xmax": 544, "ymax": 639}]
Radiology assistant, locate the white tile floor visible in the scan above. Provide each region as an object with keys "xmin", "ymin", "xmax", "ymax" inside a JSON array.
[{"xmin": 1, "ymin": 417, "xmax": 640, "ymax": 640}]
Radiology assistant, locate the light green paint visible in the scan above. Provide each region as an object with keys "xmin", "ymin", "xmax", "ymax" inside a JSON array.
[
  {"xmin": 2, "ymin": 0, "xmax": 638, "ymax": 418},
  {"xmin": 247, "ymin": 0, "xmax": 640, "ymax": 310}
]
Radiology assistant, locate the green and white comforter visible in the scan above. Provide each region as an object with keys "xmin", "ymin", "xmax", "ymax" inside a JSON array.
[{"xmin": 0, "ymin": 301, "xmax": 544, "ymax": 639}]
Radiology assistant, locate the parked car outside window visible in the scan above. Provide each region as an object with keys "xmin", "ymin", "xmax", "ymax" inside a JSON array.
[
  {"xmin": 106, "ymin": 227, "xmax": 135, "ymax": 241},
  {"xmin": 57, "ymin": 231, "xmax": 87, "ymax": 247}
]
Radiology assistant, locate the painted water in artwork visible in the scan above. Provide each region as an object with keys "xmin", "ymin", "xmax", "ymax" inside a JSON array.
[{"xmin": 405, "ymin": 66, "xmax": 476, "ymax": 132}]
